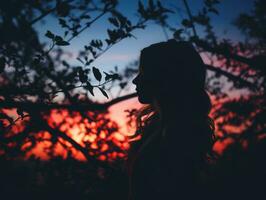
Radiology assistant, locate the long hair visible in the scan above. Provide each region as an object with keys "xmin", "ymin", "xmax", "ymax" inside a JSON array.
[
  {"xmin": 130, "ymin": 93, "xmax": 215, "ymax": 153},
  {"xmin": 127, "ymin": 40, "xmax": 215, "ymax": 172}
]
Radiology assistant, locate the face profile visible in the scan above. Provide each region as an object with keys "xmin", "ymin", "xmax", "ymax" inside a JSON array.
[
  {"xmin": 132, "ymin": 64, "xmax": 155, "ymax": 104},
  {"xmin": 132, "ymin": 39, "xmax": 208, "ymax": 108}
]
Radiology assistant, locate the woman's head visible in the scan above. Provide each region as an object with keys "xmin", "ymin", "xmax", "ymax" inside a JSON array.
[
  {"xmin": 129, "ymin": 40, "xmax": 214, "ymax": 163},
  {"xmin": 133, "ymin": 39, "xmax": 211, "ymax": 119},
  {"xmin": 133, "ymin": 39, "xmax": 206, "ymax": 105}
]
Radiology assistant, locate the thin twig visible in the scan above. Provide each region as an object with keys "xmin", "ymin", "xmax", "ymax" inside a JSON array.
[
  {"xmin": 182, "ymin": 0, "xmax": 198, "ymax": 37},
  {"xmin": 0, "ymin": 93, "xmax": 138, "ymax": 111},
  {"xmin": 67, "ymin": 11, "xmax": 107, "ymax": 42},
  {"xmin": 30, "ymin": 7, "xmax": 56, "ymax": 25}
]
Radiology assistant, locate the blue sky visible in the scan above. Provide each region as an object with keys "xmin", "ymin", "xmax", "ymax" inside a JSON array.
[{"xmin": 33, "ymin": 0, "xmax": 254, "ymax": 99}]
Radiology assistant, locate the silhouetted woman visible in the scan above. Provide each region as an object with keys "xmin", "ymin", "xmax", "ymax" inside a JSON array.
[{"xmin": 126, "ymin": 39, "xmax": 214, "ymax": 200}]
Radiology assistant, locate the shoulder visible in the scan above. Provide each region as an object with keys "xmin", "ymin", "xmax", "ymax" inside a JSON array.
[{"xmin": 161, "ymin": 123, "xmax": 204, "ymax": 157}]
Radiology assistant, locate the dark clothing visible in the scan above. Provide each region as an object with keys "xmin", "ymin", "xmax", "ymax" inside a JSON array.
[{"xmin": 128, "ymin": 121, "xmax": 207, "ymax": 200}]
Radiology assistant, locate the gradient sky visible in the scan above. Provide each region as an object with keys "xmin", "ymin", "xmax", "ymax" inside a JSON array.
[
  {"xmin": 31, "ymin": 0, "xmax": 256, "ymax": 153},
  {"xmin": 34, "ymin": 0, "xmax": 254, "ymax": 70},
  {"xmin": 32, "ymin": 0, "xmax": 254, "ymax": 103}
]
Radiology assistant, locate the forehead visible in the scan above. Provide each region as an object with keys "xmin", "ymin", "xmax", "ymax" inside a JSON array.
[
  {"xmin": 139, "ymin": 53, "xmax": 145, "ymax": 73},
  {"xmin": 139, "ymin": 49, "xmax": 159, "ymax": 74}
]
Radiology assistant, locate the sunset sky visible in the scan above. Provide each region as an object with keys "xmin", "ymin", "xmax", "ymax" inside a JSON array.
[
  {"xmin": 29, "ymin": 0, "xmax": 255, "ymax": 158},
  {"xmin": 1, "ymin": 3, "xmax": 264, "ymax": 200},
  {"xmin": 34, "ymin": 0, "xmax": 253, "ymax": 76}
]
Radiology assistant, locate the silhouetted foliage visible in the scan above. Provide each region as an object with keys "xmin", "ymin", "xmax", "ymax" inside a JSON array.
[
  {"xmin": 0, "ymin": 0, "xmax": 170, "ymax": 161},
  {"xmin": 0, "ymin": 0, "xmax": 266, "ymax": 199},
  {"xmin": 0, "ymin": 157, "xmax": 129, "ymax": 200}
]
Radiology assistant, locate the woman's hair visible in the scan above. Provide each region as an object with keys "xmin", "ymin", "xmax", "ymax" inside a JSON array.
[{"xmin": 128, "ymin": 39, "xmax": 215, "ymax": 165}]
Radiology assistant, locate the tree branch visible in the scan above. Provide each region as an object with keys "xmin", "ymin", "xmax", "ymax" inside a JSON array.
[
  {"xmin": 194, "ymin": 39, "xmax": 254, "ymax": 67},
  {"xmin": 205, "ymin": 64, "xmax": 258, "ymax": 90},
  {"xmin": 0, "ymin": 93, "xmax": 138, "ymax": 111},
  {"xmin": 30, "ymin": 7, "xmax": 56, "ymax": 25},
  {"xmin": 181, "ymin": 0, "xmax": 258, "ymax": 70},
  {"xmin": 67, "ymin": 10, "xmax": 107, "ymax": 42},
  {"xmin": 182, "ymin": 0, "xmax": 198, "ymax": 37},
  {"xmin": 38, "ymin": 116, "xmax": 118, "ymax": 170}
]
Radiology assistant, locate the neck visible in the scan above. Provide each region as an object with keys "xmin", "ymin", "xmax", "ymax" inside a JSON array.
[{"xmin": 154, "ymin": 99, "xmax": 189, "ymax": 130}]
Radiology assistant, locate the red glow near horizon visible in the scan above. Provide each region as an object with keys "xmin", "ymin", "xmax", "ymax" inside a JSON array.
[
  {"xmin": 16, "ymin": 102, "xmax": 137, "ymax": 161},
  {"xmin": 1, "ymin": 97, "xmax": 246, "ymax": 161}
]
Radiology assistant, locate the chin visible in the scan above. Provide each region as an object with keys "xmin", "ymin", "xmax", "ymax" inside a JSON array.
[{"xmin": 138, "ymin": 96, "xmax": 151, "ymax": 104}]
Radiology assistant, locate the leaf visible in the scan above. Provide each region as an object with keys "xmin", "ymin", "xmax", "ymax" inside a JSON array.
[
  {"xmin": 59, "ymin": 18, "xmax": 66, "ymax": 24},
  {"xmin": 105, "ymin": 39, "xmax": 111, "ymax": 45},
  {"xmin": 90, "ymin": 39, "xmax": 103, "ymax": 50},
  {"xmin": 119, "ymin": 82, "xmax": 127, "ymax": 89},
  {"xmin": 182, "ymin": 19, "xmax": 193, "ymax": 27},
  {"xmin": 16, "ymin": 108, "xmax": 24, "ymax": 119},
  {"xmin": 56, "ymin": 40, "xmax": 70, "ymax": 46},
  {"xmin": 157, "ymin": 1, "xmax": 174, "ymax": 13},
  {"xmin": 103, "ymin": 71, "xmax": 120, "ymax": 81},
  {"xmin": 55, "ymin": 36, "xmax": 62, "ymax": 42},
  {"xmin": 45, "ymin": 30, "xmax": 55, "ymax": 39},
  {"xmin": 81, "ymin": 14, "xmax": 90, "ymax": 19},
  {"xmin": 108, "ymin": 17, "xmax": 119, "ymax": 27},
  {"xmin": 59, "ymin": 18, "xmax": 68, "ymax": 28},
  {"xmin": 79, "ymin": 70, "xmax": 88, "ymax": 83},
  {"xmin": 84, "ymin": 45, "xmax": 89, "ymax": 51},
  {"xmin": 84, "ymin": 82, "xmax": 94, "ymax": 96},
  {"xmin": 85, "ymin": 59, "xmax": 93, "ymax": 66},
  {"xmin": 62, "ymin": 60, "xmax": 70, "ymax": 67},
  {"xmin": 64, "ymin": 31, "xmax": 69, "ymax": 37},
  {"xmin": 107, "ymin": 29, "xmax": 115, "ymax": 41},
  {"xmin": 105, "ymin": 72, "xmax": 120, "ymax": 81},
  {"xmin": 104, "ymin": 72, "xmax": 111, "ymax": 81},
  {"xmin": 116, "ymin": 13, "xmax": 127, "ymax": 27},
  {"xmin": 138, "ymin": 1, "xmax": 145, "ymax": 16},
  {"xmin": 92, "ymin": 67, "xmax": 102, "ymax": 82},
  {"xmin": 208, "ymin": 8, "xmax": 219, "ymax": 15},
  {"xmin": 84, "ymin": 68, "xmax": 90, "ymax": 74},
  {"xmin": 99, "ymin": 87, "xmax": 109, "ymax": 99},
  {"xmin": 113, "ymin": 73, "xmax": 121, "ymax": 80},
  {"xmin": 54, "ymin": 35, "xmax": 69, "ymax": 46},
  {"xmin": 173, "ymin": 29, "xmax": 184, "ymax": 40}
]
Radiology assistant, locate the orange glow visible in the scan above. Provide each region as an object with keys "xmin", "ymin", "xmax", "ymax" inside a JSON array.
[
  {"xmin": 213, "ymin": 138, "xmax": 235, "ymax": 155},
  {"xmin": 84, "ymin": 134, "xmax": 97, "ymax": 143},
  {"xmin": 100, "ymin": 143, "xmax": 109, "ymax": 152},
  {"xmin": 19, "ymin": 98, "xmax": 141, "ymax": 161},
  {"xmin": 1, "ymin": 96, "xmax": 247, "ymax": 162}
]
